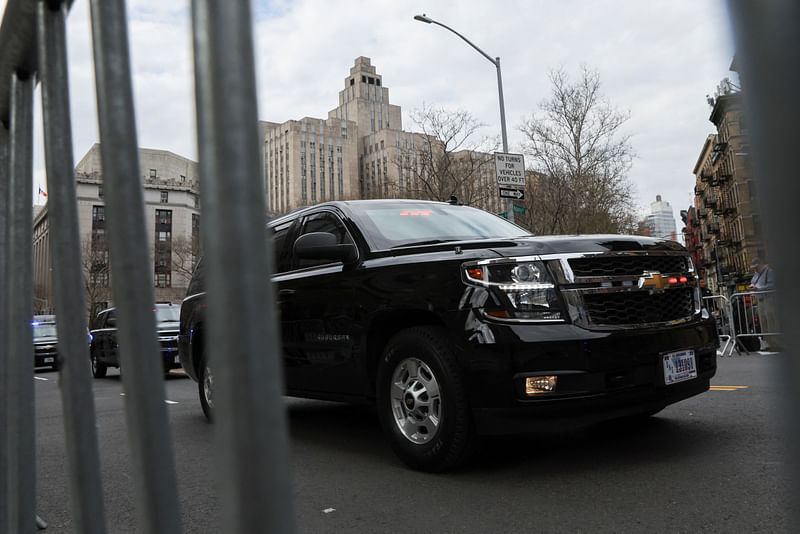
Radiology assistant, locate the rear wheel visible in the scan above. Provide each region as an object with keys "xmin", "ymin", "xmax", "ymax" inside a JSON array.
[
  {"xmin": 91, "ymin": 349, "xmax": 107, "ymax": 378},
  {"xmin": 377, "ymin": 326, "xmax": 478, "ymax": 472},
  {"xmin": 198, "ymin": 359, "xmax": 214, "ymax": 421}
]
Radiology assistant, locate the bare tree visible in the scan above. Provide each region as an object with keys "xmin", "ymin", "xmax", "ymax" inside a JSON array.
[
  {"xmin": 397, "ymin": 104, "xmax": 500, "ymax": 209},
  {"xmin": 518, "ymin": 66, "xmax": 637, "ymax": 235},
  {"xmin": 171, "ymin": 235, "xmax": 199, "ymax": 287},
  {"xmin": 81, "ymin": 238, "xmax": 112, "ymax": 322}
]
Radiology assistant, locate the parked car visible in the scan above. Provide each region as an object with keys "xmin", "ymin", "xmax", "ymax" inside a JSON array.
[
  {"xmin": 89, "ymin": 303, "xmax": 182, "ymax": 378},
  {"xmin": 179, "ymin": 199, "xmax": 718, "ymax": 471},
  {"xmin": 33, "ymin": 315, "xmax": 59, "ymax": 370}
]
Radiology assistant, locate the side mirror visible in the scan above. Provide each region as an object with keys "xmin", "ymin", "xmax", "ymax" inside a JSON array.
[{"xmin": 293, "ymin": 232, "xmax": 358, "ymax": 265}]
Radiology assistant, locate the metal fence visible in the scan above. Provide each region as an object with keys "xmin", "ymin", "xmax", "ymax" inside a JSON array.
[
  {"xmin": 703, "ymin": 291, "xmax": 782, "ymax": 357},
  {"xmin": 1, "ymin": 1, "xmax": 292, "ymax": 532}
]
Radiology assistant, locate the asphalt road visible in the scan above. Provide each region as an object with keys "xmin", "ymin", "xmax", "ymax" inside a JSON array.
[{"xmin": 32, "ymin": 352, "xmax": 795, "ymax": 533}]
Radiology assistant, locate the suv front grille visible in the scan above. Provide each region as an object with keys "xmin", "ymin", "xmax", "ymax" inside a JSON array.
[
  {"xmin": 583, "ymin": 288, "xmax": 695, "ymax": 325},
  {"xmin": 560, "ymin": 252, "xmax": 697, "ymax": 327}
]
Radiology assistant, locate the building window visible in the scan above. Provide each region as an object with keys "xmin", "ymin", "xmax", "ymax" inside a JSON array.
[
  {"xmin": 180, "ymin": 175, "xmax": 186, "ymax": 183},
  {"xmin": 98, "ymin": 185, "xmax": 104, "ymax": 198},
  {"xmin": 155, "ymin": 273, "xmax": 171, "ymax": 288},
  {"xmin": 160, "ymin": 191, "xmax": 169, "ymax": 203},
  {"xmin": 150, "ymin": 169, "xmax": 157, "ymax": 178},
  {"xmin": 92, "ymin": 205, "xmax": 105, "ymax": 224}
]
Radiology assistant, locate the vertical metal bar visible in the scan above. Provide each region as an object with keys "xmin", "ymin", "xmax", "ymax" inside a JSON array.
[
  {"xmin": 726, "ymin": 1, "xmax": 800, "ymax": 528},
  {"xmin": 36, "ymin": 2, "xmax": 107, "ymax": 532},
  {"xmin": 87, "ymin": 0, "xmax": 182, "ymax": 531},
  {"xmin": 7, "ymin": 70, "xmax": 35, "ymax": 534},
  {"xmin": 0, "ymin": 122, "xmax": 10, "ymax": 533},
  {"xmin": 191, "ymin": 1, "xmax": 295, "ymax": 532}
]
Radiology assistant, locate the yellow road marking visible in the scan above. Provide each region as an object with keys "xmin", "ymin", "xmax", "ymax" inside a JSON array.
[{"xmin": 710, "ymin": 385, "xmax": 748, "ymax": 391}]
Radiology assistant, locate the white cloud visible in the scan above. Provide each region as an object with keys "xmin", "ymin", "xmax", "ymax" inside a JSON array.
[{"xmin": 3, "ymin": 0, "xmax": 735, "ymax": 232}]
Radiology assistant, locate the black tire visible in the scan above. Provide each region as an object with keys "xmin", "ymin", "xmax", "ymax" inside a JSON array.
[
  {"xmin": 198, "ymin": 358, "xmax": 214, "ymax": 422},
  {"xmin": 376, "ymin": 326, "xmax": 478, "ymax": 472},
  {"xmin": 91, "ymin": 349, "xmax": 107, "ymax": 378}
]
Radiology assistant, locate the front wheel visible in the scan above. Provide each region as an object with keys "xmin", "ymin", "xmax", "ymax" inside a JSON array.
[
  {"xmin": 376, "ymin": 326, "xmax": 478, "ymax": 472},
  {"xmin": 90, "ymin": 349, "xmax": 107, "ymax": 378},
  {"xmin": 198, "ymin": 359, "xmax": 214, "ymax": 421}
]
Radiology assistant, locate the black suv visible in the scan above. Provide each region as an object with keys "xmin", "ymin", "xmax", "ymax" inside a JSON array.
[
  {"xmin": 179, "ymin": 199, "xmax": 717, "ymax": 471},
  {"xmin": 90, "ymin": 303, "xmax": 182, "ymax": 377},
  {"xmin": 33, "ymin": 315, "xmax": 59, "ymax": 370}
]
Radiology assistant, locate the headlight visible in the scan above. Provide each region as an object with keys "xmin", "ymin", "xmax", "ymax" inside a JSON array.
[{"xmin": 463, "ymin": 257, "xmax": 564, "ymax": 321}]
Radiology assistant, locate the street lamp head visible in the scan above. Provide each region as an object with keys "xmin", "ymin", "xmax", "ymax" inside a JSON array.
[{"xmin": 414, "ymin": 14, "xmax": 433, "ymax": 23}]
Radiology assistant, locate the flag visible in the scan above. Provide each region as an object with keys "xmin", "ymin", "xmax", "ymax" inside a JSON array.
[{"xmin": 38, "ymin": 186, "xmax": 47, "ymax": 198}]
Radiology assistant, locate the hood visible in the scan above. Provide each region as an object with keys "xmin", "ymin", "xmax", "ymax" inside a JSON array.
[{"xmin": 487, "ymin": 234, "xmax": 685, "ymax": 257}]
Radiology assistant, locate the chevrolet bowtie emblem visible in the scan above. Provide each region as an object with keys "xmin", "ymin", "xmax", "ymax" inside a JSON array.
[{"xmin": 638, "ymin": 271, "xmax": 668, "ymax": 290}]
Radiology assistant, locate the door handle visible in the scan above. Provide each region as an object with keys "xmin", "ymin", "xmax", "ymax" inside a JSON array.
[{"xmin": 279, "ymin": 289, "xmax": 296, "ymax": 298}]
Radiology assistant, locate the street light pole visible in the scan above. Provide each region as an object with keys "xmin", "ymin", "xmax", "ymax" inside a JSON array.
[{"xmin": 414, "ymin": 13, "xmax": 514, "ymax": 223}]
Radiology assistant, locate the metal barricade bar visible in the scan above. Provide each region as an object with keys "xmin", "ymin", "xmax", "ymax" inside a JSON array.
[
  {"xmin": 88, "ymin": 0, "xmax": 183, "ymax": 531},
  {"xmin": 7, "ymin": 70, "xmax": 36, "ymax": 534},
  {"xmin": 192, "ymin": 1, "xmax": 295, "ymax": 531},
  {"xmin": 36, "ymin": 2, "xmax": 106, "ymax": 532},
  {"xmin": 703, "ymin": 294, "xmax": 737, "ymax": 357}
]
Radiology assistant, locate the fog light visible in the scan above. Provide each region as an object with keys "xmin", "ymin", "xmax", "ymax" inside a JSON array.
[{"xmin": 526, "ymin": 375, "xmax": 557, "ymax": 395}]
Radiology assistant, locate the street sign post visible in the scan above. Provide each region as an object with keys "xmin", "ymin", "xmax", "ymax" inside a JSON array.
[{"xmin": 499, "ymin": 187, "xmax": 524, "ymax": 200}]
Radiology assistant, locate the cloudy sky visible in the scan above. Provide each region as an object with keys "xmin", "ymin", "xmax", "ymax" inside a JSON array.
[{"xmin": 3, "ymin": 0, "xmax": 736, "ymax": 236}]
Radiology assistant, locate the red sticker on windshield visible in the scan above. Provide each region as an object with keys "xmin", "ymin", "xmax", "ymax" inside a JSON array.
[{"xmin": 399, "ymin": 210, "xmax": 432, "ymax": 216}]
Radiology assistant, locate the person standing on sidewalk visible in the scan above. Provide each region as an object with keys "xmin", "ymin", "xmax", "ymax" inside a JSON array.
[
  {"xmin": 749, "ymin": 257, "xmax": 775, "ymax": 291},
  {"xmin": 749, "ymin": 257, "xmax": 778, "ymax": 350}
]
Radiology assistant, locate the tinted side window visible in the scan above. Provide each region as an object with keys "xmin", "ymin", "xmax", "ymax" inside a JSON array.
[
  {"xmin": 295, "ymin": 212, "xmax": 353, "ymax": 269},
  {"xmin": 271, "ymin": 221, "xmax": 294, "ymax": 274}
]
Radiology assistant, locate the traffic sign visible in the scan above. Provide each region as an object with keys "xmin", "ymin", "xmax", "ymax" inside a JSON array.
[
  {"xmin": 499, "ymin": 187, "xmax": 524, "ymax": 200},
  {"xmin": 513, "ymin": 204, "xmax": 526, "ymax": 215},
  {"xmin": 494, "ymin": 152, "xmax": 526, "ymax": 187}
]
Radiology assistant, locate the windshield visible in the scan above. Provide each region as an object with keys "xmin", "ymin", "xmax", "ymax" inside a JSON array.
[
  {"xmin": 33, "ymin": 323, "xmax": 58, "ymax": 339},
  {"xmin": 155, "ymin": 306, "xmax": 180, "ymax": 323},
  {"xmin": 351, "ymin": 203, "xmax": 529, "ymax": 250}
]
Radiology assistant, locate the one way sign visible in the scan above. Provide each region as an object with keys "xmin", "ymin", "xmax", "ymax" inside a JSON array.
[{"xmin": 498, "ymin": 187, "xmax": 524, "ymax": 200}]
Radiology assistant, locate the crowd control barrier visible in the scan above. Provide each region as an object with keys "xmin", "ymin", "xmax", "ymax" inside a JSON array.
[
  {"xmin": 729, "ymin": 290, "xmax": 782, "ymax": 354},
  {"xmin": 1, "ymin": 1, "xmax": 293, "ymax": 532}
]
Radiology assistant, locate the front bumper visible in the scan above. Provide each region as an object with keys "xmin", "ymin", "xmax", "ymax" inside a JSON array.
[
  {"xmin": 34, "ymin": 345, "xmax": 58, "ymax": 368},
  {"xmin": 159, "ymin": 334, "xmax": 182, "ymax": 370},
  {"xmin": 459, "ymin": 317, "xmax": 718, "ymax": 435}
]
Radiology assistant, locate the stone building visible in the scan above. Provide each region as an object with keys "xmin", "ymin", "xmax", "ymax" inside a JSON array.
[
  {"xmin": 33, "ymin": 144, "xmax": 201, "ymax": 318},
  {"xmin": 261, "ymin": 56, "xmax": 501, "ymax": 216}
]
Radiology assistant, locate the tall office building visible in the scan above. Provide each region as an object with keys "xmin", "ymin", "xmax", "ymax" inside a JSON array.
[
  {"xmin": 645, "ymin": 195, "xmax": 677, "ymax": 240},
  {"xmin": 261, "ymin": 57, "xmax": 501, "ymax": 216}
]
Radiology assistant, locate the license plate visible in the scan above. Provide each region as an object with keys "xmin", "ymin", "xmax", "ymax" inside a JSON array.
[
  {"xmin": 663, "ymin": 349, "xmax": 697, "ymax": 385},
  {"xmin": 44, "ymin": 357, "xmax": 54, "ymax": 363}
]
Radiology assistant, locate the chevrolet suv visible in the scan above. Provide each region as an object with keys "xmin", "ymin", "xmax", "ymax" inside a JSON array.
[
  {"xmin": 179, "ymin": 199, "xmax": 718, "ymax": 471},
  {"xmin": 90, "ymin": 303, "xmax": 182, "ymax": 377}
]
